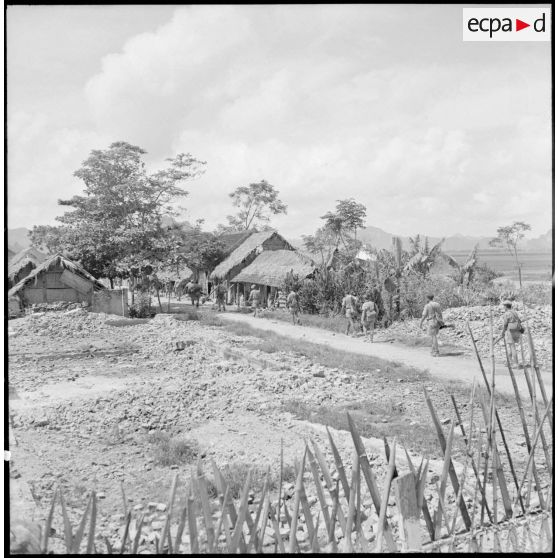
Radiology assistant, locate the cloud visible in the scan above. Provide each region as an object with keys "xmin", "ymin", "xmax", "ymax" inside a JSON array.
[{"xmin": 9, "ymin": 5, "xmax": 552, "ymax": 238}]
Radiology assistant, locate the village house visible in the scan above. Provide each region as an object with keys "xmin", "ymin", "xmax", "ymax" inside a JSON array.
[
  {"xmin": 210, "ymin": 230, "xmax": 295, "ymax": 303},
  {"xmin": 7, "ymin": 246, "xmax": 47, "ymax": 289},
  {"xmin": 230, "ymin": 249, "xmax": 316, "ymax": 307},
  {"xmin": 8, "ymin": 254, "xmax": 106, "ymax": 309}
]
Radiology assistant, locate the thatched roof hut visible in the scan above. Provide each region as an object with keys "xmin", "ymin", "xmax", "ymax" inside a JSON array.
[
  {"xmin": 8, "ymin": 247, "xmax": 47, "ymax": 287},
  {"xmin": 8, "ymin": 254, "xmax": 105, "ymax": 306},
  {"xmin": 231, "ymin": 250, "xmax": 315, "ymax": 288},
  {"xmin": 211, "ymin": 231, "xmax": 294, "ymax": 282},
  {"xmin": 218, "ymin": 231, "xmax": 253, "ymax": 255}
]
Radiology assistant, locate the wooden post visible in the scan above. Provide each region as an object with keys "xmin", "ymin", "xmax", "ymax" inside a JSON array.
[{"xmin": 394, "ymin": 472, "xmax": 422, "ymax": 551}]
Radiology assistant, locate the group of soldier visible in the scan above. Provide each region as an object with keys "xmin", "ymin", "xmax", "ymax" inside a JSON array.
[{"xmin": 203, "ymin": 281, "xmax": 527, "ymax": 366}]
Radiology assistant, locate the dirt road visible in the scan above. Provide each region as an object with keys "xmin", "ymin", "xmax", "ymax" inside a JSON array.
[{"xmin": 219, "ymin": 312, "xmax": 553, "ymax": 400}]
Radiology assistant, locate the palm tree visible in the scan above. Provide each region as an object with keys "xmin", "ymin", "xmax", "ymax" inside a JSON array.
[
  {"xmin": 404, "ymin": 236, "xmax": 446, "ymax": 276},
  {"xmin": 442, "ymin": 244, "xmax": 479, "ymax": 287}
]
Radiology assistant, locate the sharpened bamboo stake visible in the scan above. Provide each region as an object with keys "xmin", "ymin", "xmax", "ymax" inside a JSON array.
[
  {"xmin": 376, "ymin": 438, "xmax": 396, "ymax": 552},
  {"xmin": 423, "ymin": 388, "xmax": 472, "ymax": 530},
  {"xmin": 450, "ymin": 388, "xmax": 493, "ymax": 522},
  {"xmin": 513, "ymin": 396, "xmax": 554, "ymax": 512},
  {"xmin": 466, "ymin": 320, "xmax": 524, "ymax": 512}
]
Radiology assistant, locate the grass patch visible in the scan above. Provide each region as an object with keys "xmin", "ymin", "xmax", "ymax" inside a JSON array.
[
  {"xmin": 260, "ymin": 309, "xmax": 351, "ymax": 334},
  {"xmin": 204, "ymin": 314, "xmax": 429, "ymax": 382},
  {"xmin": 282, "ymin": 399, "xmax": 445, "ymax": 457},
  {"xmin": 147, "ymin": 431, "xmax": 200, "ymax": 467}
]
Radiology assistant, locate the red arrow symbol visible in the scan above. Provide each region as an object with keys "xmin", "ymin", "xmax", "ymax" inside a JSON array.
[{"xmin": 516, "ymin": 19, "xmax": 530, "ymax": 31}]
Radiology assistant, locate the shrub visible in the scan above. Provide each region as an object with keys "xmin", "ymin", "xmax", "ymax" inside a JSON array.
[
  {"xmin": 147, "ymin": 431, "xmax": 200, "ymax": 467},
  {"xmin": 129, "ymin": 291, "xmax": 152, "ymax": 318}
]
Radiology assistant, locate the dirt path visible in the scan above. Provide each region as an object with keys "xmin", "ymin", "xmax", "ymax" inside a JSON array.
[{"xmin": 219, "ymin": 312, "xmax": 552, "ymax": 400}]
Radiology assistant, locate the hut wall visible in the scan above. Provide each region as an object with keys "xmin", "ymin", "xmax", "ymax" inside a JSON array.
[{"xmin": 20, "ymin": 268, "xmax": 94, "ymax": 305}]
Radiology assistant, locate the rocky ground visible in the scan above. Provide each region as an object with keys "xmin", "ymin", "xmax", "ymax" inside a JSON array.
[
  {"xmin": 8, "ymin": 308, "xmax": 552, "ymax": 553},
  {"xmin": 381, "ymin": 304, "xmax": 552, "ymax": 371}
]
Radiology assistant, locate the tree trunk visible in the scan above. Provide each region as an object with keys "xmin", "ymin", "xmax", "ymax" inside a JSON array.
[
  {"xmin": 156, "ymin": 285, "xmax": 162, "ymax": 312},
  {"xmin": 131, "ymin": 277, "xmax": 135, "ymax": 305},
  {"xmin": 167, "ymin": 283, "xmax": 171, "ymax": 313},
  {"xmin": 109, "ymin": 277, "xmax": 114, "ymax": 289}
]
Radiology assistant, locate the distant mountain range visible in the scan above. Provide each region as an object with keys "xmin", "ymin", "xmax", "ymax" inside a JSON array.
[
  {"xmin": 7, "ymin": 225, "xmax": 552, "ymax": 256},
  {"xmin": 356, "ymin": 226, "xmax": 552, "ymax": 252}
]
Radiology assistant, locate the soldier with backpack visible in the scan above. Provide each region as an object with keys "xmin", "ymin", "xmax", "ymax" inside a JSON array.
[
  {"xmin": 496, "ymin": 300, "xmax": 525, "ymax": 369},
  {"xmin": 419, "ymin": 294, "xmax": 444, "ymax": 356}
]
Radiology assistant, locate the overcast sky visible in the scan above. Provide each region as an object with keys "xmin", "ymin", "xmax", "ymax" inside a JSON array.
[{"xmin": 7, "ymin": 4, "xmax": 552, "ymax": 239}]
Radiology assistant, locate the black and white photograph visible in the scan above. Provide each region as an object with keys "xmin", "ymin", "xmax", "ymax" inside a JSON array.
[{"xmin": 6, "ymin": 4, "xmax": 553, "ymax": 554}]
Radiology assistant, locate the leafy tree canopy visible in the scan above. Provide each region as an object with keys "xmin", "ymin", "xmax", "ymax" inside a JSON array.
[{"xmin": 226, "ymin": 180, "xmax": 287, "ymax": 231}]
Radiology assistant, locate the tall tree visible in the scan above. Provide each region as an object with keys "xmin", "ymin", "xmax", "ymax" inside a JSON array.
[
  {"xmin": 226, "ymin": 180, "xmax": 287, "ymax": 231},
  {"xmin": 29, "ymin": 142, "xmax": 205, "ymax": 286},
  {"xmin": 320, "ymin": 198, "xmax": 367, "ymax": 251},
  {"xmin": 489, "ymin": 221, "xmax": 531, "ymax": 288}
]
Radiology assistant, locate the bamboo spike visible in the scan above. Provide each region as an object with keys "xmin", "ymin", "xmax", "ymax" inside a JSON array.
[
  {"xmin": 58, "ymin": 488, "xmax": 75, "ymax": 553},
  {"xmin": 213, "ymin": 485, "xmax": 231, "ymax": 552},
  {"xmin": 423, "ymin": 389, "xmax": 472, "ymax": 530},
  {"xmin": 505, "ymin": 353, "xmax": 546, "ymax": 509},
  {"xmin": 131, "ymin": 514, "xmax": 144, "ymax": 554},
  {"xmin": 327, "ymin": 480, "xmax": 340, "ymax": 552},
  {"xmin": 376, "ymin": 437, "xmax": 396, "ymax": 552},
  {"xmin": 477, "ymin": 395, "xmax": 513, "ymax": 519},
  {"xmin": 230, "ymin": 469, "xmax": 253, "ymax": 553},
  {"xmin": 310, "ymin": 510, "xmax": 322, "ymax": 553},
  {"xmin": 283, "ymin": 497, "xmax": 301, "ymax": 553},
  {"xmin": 401, "ymin": 443, "xmax": 435, "ymax": 541},
  {"xmin": 268, "ymin": 503, "xmax": 286, "ymax": 553},
  {"xmin": 85, "ymin": 491, "xmax": 97, "ymax": 555},
  {"xmin": 326, "ymin": 427, "xmax": 351, "ymax": 504},
  {"xmin": 160, "ymin": 473, "xmax": 178, "ymax": 554},
  {"xmin": 346, "ymin": 413, "xmax": 396, "ymax": 550},
  {"xmin": 435, "ymin": 420, "xmax": 455, "ymax": 538},
  {"xmin": 72, "ymin": 492, "xmax": 92, "ymax": 554},
  {"xmin": 525, "ymin": 324, "xmax": 553, "ymax": 427},
  {"xmin": 257, "ymin": 492, "xmax": 271, "ymax": 553},
  {"xmin": 247, "ymin": 471, "xmax": 269, "ymax": 552},
  {"xmin": 296, "ymin": 459, "xmax": 317, "ymax": 548},
  {"xmin": 41, "ymin": 487, "xmax": 58, "ymax": 554},
  {"xmin": 174, "ymin": 506, "xmax": 187, "ymax": 552},
  {"xmin": 288, "ymin": 449, "xmax": 306, "ymax": 553},
  {"xmin": 521, "ymin": 366, "xmax": 553, "ymax": 476},
  {"xmin": 434, "ymin": 480, "xmax": 451, "ymax": 537},
  {"xmin": 466, "ymin": 321, "xmax": 524, "ymax": 507},
  {"xmin": 343, "ymin": 451, "xmax": 358, "ymax": 552},
  {"xmin": 513, "ymin": 396, "xmax": 554, "ymax": 509},
  {"xmin": 306, "ymin": 446, "xmax": 332, "ymax": 529},
  {"xmin": 450, "ymin": 389, "xmax": 494, "ymax": 522},
  {"xmin": 118, "ymin": 511, "xmax": 132, "ymax": 555},
  {"xmin": 187, "ymin": 489, "xmax": 200, "ymax": 554},
  {"xmin": 120, "ymin": 481, "xmax": 128, "ymax": 516}
]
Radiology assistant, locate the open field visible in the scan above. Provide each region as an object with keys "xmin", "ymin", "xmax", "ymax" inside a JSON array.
[
  {"xmin": 8, "ymin": 304, "xmax": 553, "ymax": 552},
  {"xmin": 446, "ymin": 250, "xmax": 552, "ymax": 282}
]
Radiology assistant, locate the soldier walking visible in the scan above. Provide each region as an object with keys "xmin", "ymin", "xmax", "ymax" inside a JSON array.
[
  {"xmin": 248, "ymin": 284, "xmax": 261, "ymax": 317},
  {"xmin": 341, "ymin": 291, "xmax": 359, "ymax": 336},
  {"xmin": 419, "ymin": 294, "xmax": 443, "ymax": 356},
  {"xmin": 286, "ymin": 288, "xmax": 302, "ymax": 325},
  {"xmin": 361, "ymin": 293, "xmax": 379, "ymax": 343},
  {"xmin": 215, "ymin": 281, "xmax": 227, "ymax": 312},
  {"xmin": 495, "ymin": 300, "xmax": 524, "ymax": 369}
]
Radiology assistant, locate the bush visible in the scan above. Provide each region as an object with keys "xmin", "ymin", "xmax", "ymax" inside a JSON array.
[
  {"xmin": 147, "ymin": 431, "xmax": 200, "ymax": 467},
  {"xmin": 129, "ymin": 291, "xmax": 152, "ymax": 318}
]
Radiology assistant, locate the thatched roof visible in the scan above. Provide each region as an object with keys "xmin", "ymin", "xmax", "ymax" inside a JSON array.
[
  {"xmin": 218, "ymin": 231, "xmax": 253, "ymax": 255},
  {"xmin": 211, "ymin": 231, "xmax": 293, "ymax": 280},
  {"xmin": 8, "ymin": 254, "xmax": 106, "ymax": 297},
  {"xmin": 231, "ymin": 250, "xmax": 315, "ymax": 288},
  {"xmin": 8, "ymin": 247, "xmax": 47, "ymax": 281}
]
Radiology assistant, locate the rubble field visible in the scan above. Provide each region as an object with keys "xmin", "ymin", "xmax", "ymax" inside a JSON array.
[{"xmin": 8, "ymin": 308, "xmax": 551, "ymax": 552}]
